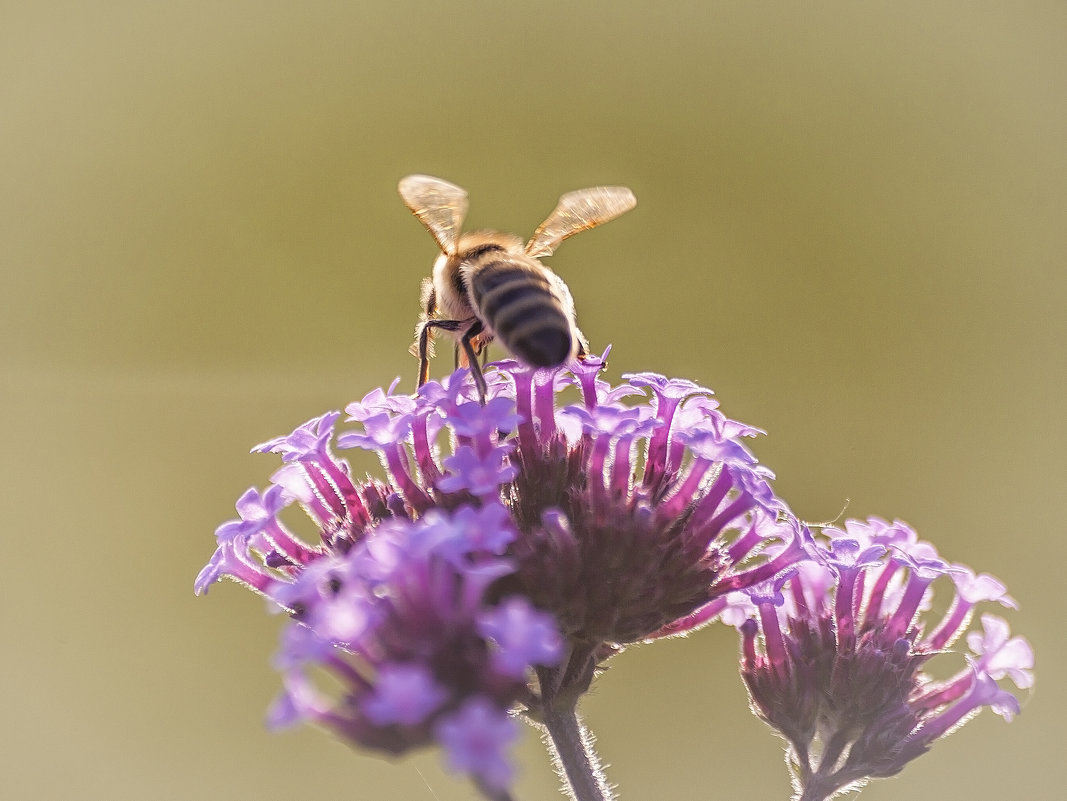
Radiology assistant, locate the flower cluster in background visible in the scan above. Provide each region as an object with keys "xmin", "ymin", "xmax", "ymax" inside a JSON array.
[
  {"xmin": 196, "ymin": 355, "xmax": 1033, "ymax": 800},
  {"xmin": 721, "ymin": 518, "xmax": 1033, "ymax": 801}
]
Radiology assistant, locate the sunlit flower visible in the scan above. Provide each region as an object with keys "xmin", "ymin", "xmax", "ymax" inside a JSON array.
[
  {"xmin": 727, "ymin": 517, "xmax": 1033, "ymax": 801},
  {"xmin": 195, "ymin": 354, "xmax": 811, "ymax": 792}
]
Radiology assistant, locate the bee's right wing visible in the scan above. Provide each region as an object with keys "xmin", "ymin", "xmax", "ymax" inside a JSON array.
[
  {"xmin": 398, "ymin": 175, "xmax": 469, "ymax": 256},
  {"xmin": 525, "ymin": 186, "xmax": 636, "ymax": 259}
]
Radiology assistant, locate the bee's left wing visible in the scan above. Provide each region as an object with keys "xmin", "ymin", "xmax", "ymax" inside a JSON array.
[
  {"xmin": 525, "ymin": 186, "xmax": 636, "ymax": 259},
  {"xmin": 398, "ymin": 174, "xmax": 469, "ymax": 256}
]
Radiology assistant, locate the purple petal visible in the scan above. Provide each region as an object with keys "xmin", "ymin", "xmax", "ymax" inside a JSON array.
[
  {"xmin": 363, "ymin": 663, "xmax": 448, "ymax": 726},
  {"xmin": 435, "ymin": 697, "xmax": 518, "ymax": 791},
  {"xmin": 478, "ymin": 597, "xmax": 564, "ymax": 678}
]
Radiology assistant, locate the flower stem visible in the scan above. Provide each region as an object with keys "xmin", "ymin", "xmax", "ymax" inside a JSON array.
[{"xmin": 540, "ymin": 701, "xmax": 614, "ymax": 801}]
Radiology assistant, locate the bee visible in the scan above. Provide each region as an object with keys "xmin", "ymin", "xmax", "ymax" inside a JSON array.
[{"xmin": 398, "ymin": 174, "xmax": 636, "ymax": 401}]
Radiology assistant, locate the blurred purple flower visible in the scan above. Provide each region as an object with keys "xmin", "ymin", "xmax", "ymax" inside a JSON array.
[
  {"xmin": 435, "ymin": 697, "xmax": 520, "ymax": 793},
  {"xmin": 362, "ymin": 663, "xmax": 449, "ymax": 726},
  {"xmin": 478, "ymin": 596, "xmax": 565, "ymax": 680}
]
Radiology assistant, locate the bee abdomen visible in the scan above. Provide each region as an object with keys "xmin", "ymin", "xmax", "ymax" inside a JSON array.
[{"xmin": 469, "ymin": 262, "xmax": 574, "ymax": 367}]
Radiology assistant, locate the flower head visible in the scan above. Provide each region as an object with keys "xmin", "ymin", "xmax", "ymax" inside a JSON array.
[
  {"xmin": 196, "ymin": 356, "xmax": 805, "ymax": 790},
  {"xmin": 728, "ymin": 517, "xmax": 1033, "ymax": 801}
]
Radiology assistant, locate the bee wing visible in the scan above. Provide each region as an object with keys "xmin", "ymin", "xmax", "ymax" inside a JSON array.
[
  {"xmin": 398, "ymin": 175, "xmax": 469, "ymax": 256},
  {"xmin": 525, "ymin": 186, "xmax": 636, "ymax": 259}
]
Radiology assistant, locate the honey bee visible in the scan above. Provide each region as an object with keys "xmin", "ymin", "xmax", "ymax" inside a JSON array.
[{"xmin": 398, "ymin": 174, "xmax": 636, "ymax": 401}]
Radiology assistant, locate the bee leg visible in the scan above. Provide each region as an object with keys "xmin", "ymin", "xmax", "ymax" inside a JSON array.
[
  {"xmin": 415, "ymin": 283, "xmax": 440, "ymax": 390},
  {"xmin": 460, "ymin": 320, "xmax": 488, "ymax": 404},
  {"xmin": 416, "ymin": 321, "xmax": 433, "ymax": 389},
  {"xmin": 454, "ymin": 344, "xmax": 461, "ymax": 371},
  {"xmin": 456, "ymin": 340, "xmax": 486, "ymax": 370},
  {"xmin": 574, "ymin": 326, "xmax": 590, "ymax": 361},
  {"xmin": 416, "ymin": 318, "xmax": 464, "ymax": 390}
]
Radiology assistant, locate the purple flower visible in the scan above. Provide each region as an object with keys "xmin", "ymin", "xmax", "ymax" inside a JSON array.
[
  {"xmin": 435, "ymin": 697, "xmax": 519, "ymax": 792},
  {"xmin": 496, "ymin": 360, "xmax": 804, "ymax": 659},
  {"xmin": 363, "ymin": 663, "xmax": 449, "ymax": 726},
  {"xmin": 728, "ymin": 518, "xmax": 1033, "ymax": 801},
  {"xmin": 439, "ymin": 445, "xmax": 519, "ymax": 497},
  {"xmin": 478, "ymin": 596, "xmax": 565, "ymax": 679},
  {"xmin": 196, "ymin": 357, "xmax": 804, "ymax": 792}
]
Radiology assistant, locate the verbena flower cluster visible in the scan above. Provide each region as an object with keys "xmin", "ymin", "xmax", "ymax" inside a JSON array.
[
  {"xmin": 721, "ymin": 518, "xmax": 1034, "ymax": 801},
  {"xmin": 196, "ymin": 355, "xmax": 1032, "ymax": 800}
]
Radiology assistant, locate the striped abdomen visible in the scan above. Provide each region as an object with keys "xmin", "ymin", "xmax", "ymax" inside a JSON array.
[{"xmin": 466, "ymin": 251, "xmax": 574, "ymax": 368}]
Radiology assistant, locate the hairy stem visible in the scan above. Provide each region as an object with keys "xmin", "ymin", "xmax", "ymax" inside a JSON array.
[{"xmin": 540, "ymin": 700, "xmax": 614, "ymax": 801}]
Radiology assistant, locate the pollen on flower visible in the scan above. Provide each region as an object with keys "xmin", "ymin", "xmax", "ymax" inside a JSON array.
[{"xmin": 196, "ymin": 355, "xmax": 807, "ymax": 792}]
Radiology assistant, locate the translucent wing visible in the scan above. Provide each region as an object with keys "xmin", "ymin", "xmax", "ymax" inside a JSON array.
[
  {"xmin": 525, "ymin": 186, "xmax": 636, "ymax": 259},
  {"xmin": 398, "ymin": 175, "xmax": 469, "ymax": 256}
]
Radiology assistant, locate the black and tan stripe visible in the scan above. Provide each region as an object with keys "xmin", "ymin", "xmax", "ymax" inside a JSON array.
[{"xmin": 468, "ymin": 259, "xmax": 573, "ymax": 367}]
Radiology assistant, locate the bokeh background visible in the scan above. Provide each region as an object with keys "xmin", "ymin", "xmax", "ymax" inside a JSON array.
[{"xmin": 2, "ymin": 2, "xmax": 1062, "ymax": 800}]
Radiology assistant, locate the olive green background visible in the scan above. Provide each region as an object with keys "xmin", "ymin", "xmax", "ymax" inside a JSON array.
[{"xmin": 2, "ymin": 3, "xmax": 1062, "ymax": 800}]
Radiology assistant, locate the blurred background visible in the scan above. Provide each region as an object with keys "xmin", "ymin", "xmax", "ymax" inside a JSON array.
[{"xmin": 2, "ymin": 2, "xmax": 1062, "ymax": 799}]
